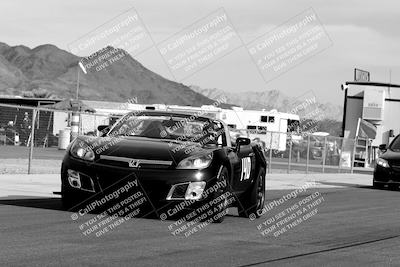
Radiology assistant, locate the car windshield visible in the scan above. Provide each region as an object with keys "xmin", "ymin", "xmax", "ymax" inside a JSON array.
[
  {"xmin": 108, "ymin": 114, "xmax": 225, "ymax": 144},
  {"xmin": 390, "ymin": 135, "xmax": 400, "ymax": 151}
]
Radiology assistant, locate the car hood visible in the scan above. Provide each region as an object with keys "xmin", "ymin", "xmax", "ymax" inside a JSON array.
[
  {"xmin": 77, "ymin": 135, "xmax": 217, "ymax": 164},
  {"xmin": 380, "ymin": 149, "xmax": 400, "ymax": 161}
]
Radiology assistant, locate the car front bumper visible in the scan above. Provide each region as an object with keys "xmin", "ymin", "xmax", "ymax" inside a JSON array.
[
  {"xmin": 373, "ymin": 164, "xmax": 400, "ymax": 185},
  {"xmin": 61, "ymin": 155, "xmax": 223, "ymax": 214}
]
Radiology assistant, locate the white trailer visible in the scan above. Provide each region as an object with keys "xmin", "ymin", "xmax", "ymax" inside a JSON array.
[
  {"xmin": 165, "ymin": 105, "xmax": 300, "ymax": 151},
  {"xmin": 72, "ymin": 101, "xmax": 300, "ymax": 151},
  {"xmin": 217, "ymin": 107, "xmax": 299, "ymax": 151}
]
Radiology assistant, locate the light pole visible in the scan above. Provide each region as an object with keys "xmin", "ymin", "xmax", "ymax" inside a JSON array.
[
  {"xmin": 71, "ymin": 63, "xmax": 81, "ymax": 140},
  {"xmin": 76, "ymin": 65, "xmax": 80, "ymax": 100}
]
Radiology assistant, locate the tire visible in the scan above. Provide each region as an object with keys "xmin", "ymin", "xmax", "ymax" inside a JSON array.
[
  {"xmin": 372, "ymin": 180, "xmax": 385, "ymax": 189},
  {"xmin": 238, "ymin": 167, "xmax": 266, "ymax": 218},
  {"xmin": 61, "ymin": 185, "xmax": 83, "ymax": 211},
  {"xmin": 388, "ymin": 184, "xmax": 399, "ymax": 191},
  {"xmin": 211, "ymin": 167, "xmax": 229, "ymax": 223},
  {"xmin": 61, "ymin": 192, "xmax": 75, "ymax": 210}
]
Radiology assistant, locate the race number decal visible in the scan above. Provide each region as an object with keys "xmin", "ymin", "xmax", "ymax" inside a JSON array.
[{"xmin": 240, "ymin": 157, "xmax": 251, "ymax": 181}]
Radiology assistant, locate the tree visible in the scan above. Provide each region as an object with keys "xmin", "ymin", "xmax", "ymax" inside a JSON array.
[{"xmin": 22, "ymin": 88, "xmax": 58, "ymax": 99}]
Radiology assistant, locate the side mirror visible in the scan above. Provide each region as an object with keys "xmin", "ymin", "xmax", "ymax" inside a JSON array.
[
  {"xmin": 379, "ymin": 144, "xmax": 387, "ymax": 151},
  {"xmin": 235, "ymin": 137, "xmax": 251, "ymax": 153},
  {"xmin": 97, "ymin": 125, "xmax": 109, "ymax": 136},
  {"xmin": 236, "ymin": 137, "xmax": 251, "ymax": 146}
]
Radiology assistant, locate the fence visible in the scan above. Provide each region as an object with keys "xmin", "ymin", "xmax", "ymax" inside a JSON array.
[
  {"xmin": 0, "ymin": 103, "xmax": 374, "ymax": 174},
  {"xmin": 0, "ymin": 103, "xmax": 109, "ymax": 174},
  {"xmin": 231, "ymin": 130, "xmax": 374, "ymax": 174}
]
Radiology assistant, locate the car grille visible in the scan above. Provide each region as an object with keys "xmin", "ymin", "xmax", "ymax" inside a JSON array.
[
  {"xmin": 391, "ymin": 163, "xmax": 400, "ymax": 173},
  {"xmin": 93, "ymin": 169, "xmax": 171, "ymax": 207},
  {"xmin": 98, "ymin": 155, "xmax": 173, "ymax": 169}
]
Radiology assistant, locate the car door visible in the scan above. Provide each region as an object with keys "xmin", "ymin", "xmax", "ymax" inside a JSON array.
[{"xmin": 230, "ymin": 139, "xmax": 256, "ymax": 193}]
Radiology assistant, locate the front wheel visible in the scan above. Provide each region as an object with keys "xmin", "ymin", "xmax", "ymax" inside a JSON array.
[
  {"xmin": 388, "ymin": 184, "xmax": 399, "ymax": 191},
  {"xmin": 61, "ymin": 185, "xmax": 84, "ymax": 211},
  {"xmin": 61, "ymin": 192, "xmax": 76, "ymax": 210},
  {"xmin": 238, "ymin": 167, "xmax": 266, "ymax": 219},
  {"xmin": 211, "ymin": 167, "xmax": 229, "ymax": 223},
  {"xmin": 372, "ymin": 180, "xmax": 385, "ymax": 189}
]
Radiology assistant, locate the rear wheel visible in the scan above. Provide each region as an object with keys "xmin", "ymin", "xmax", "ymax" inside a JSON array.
[{"xmin": 238, "ymin": 167, "xmax": 266, "ymax": 218}]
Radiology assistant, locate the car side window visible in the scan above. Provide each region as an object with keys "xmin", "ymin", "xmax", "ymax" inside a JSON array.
[{"xmin": 390, "ymin": 135, "xmax": 400, "ymax": 151}]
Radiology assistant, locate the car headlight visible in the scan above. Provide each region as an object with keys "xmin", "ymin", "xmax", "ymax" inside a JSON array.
[
  {"xmin": 177, "ymin": 153, "xmax": 213, "ymax": 169},
  {"xmin": 376, "ymin": 158, "xmax": 389, "ymax": 168},
  {"xmin": 70, "ymin": 140, "xmax": 95, "ymax": 161}
]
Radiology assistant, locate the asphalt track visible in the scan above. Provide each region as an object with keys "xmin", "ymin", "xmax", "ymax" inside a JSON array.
[{"xmin": 0, "ymin": 177, "xmax": 399, "ymax": 266}]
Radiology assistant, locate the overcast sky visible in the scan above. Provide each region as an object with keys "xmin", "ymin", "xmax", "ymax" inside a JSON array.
[{"xmin": 1, "ymin": 0, "xmax": 399, "ymax": 105}]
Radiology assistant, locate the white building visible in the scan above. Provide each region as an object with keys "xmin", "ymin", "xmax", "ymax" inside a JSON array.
[
  {"xmin": 342, "ymin": 81, "xmax": 400, "ymax": 146},
  {"xmin": 342, "ymin": 81, "xmax": 400, "ymax": 167}
]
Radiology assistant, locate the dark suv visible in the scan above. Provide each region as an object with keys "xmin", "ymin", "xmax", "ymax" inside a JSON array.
[{"xmin": 373, "ymin": 135, "xmax": 400, "ymax": 189}]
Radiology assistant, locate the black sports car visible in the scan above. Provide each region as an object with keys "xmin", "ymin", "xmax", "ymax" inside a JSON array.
[
  {"xmin": 373, "ymin": 134, "xmax": 400, "ymax": 190},
  {"xmin": 61, "ymin": 111, "xmax": 267, "ymax": 223}
]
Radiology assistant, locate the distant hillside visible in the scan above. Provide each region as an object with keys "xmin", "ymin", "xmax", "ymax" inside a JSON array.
[
  {"xmin": 190, "ymin": 85, "xmax": 343, "ymax": 121},
  {"xmin": 0, "ymin": 42, "xmax": 220, "ymax": 106},
  {"xmin": 0, "ymin": 41, "xmax": 342, "ymax": 119}
]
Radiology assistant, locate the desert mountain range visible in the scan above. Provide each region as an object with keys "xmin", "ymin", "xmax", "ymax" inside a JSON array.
[
  {"xmin": 0, "ymin": 42, "xmax": 342, "ymax": 120},
  {"xmin": 190, "ymin": 86, "xmax": 342, "ymax": 120}
]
